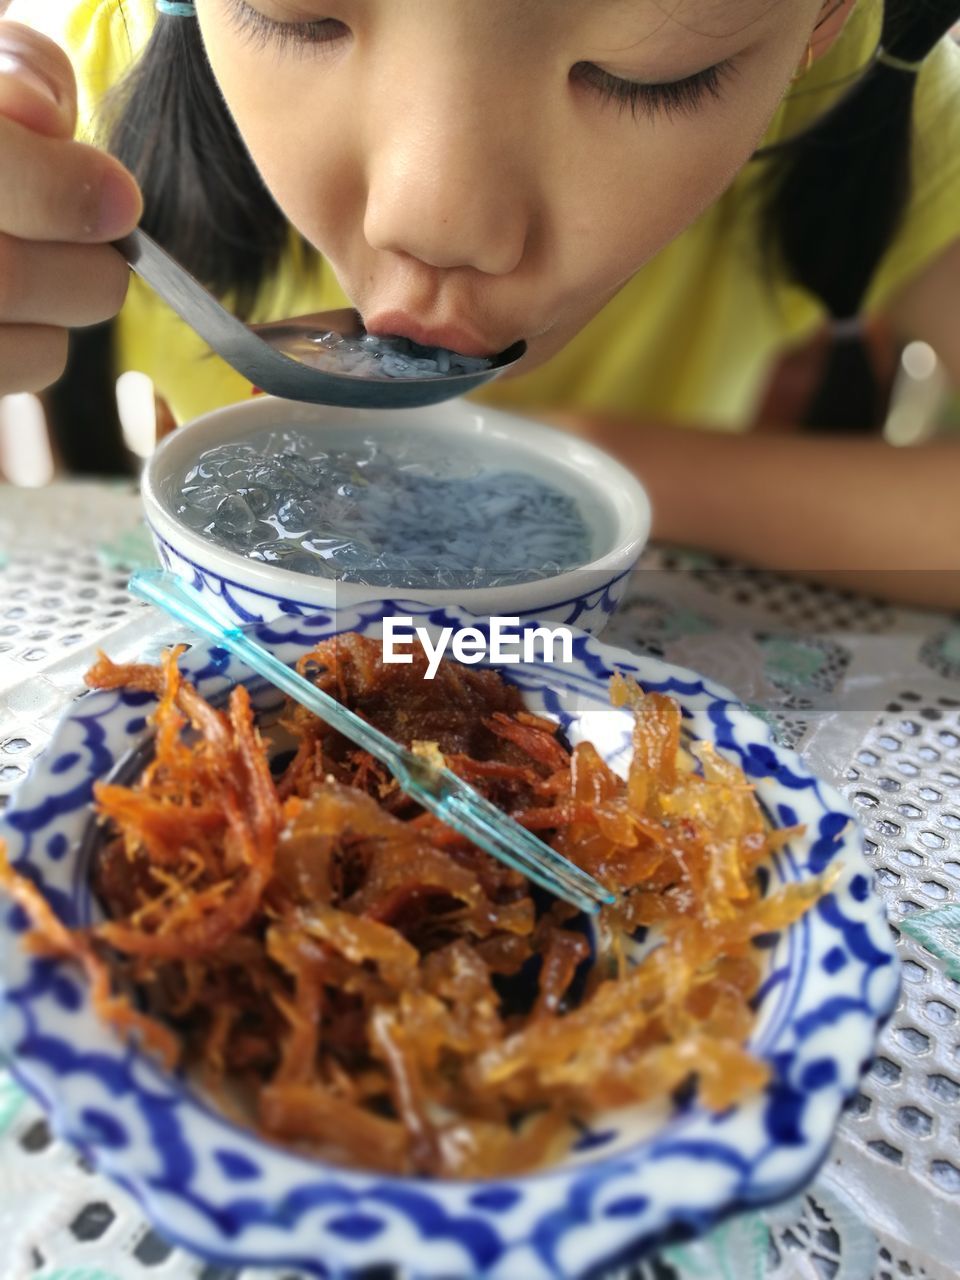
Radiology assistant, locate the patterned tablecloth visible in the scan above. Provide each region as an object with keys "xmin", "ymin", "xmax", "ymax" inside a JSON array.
[{"xmin": 0, "ymin": 480, "xmax": 959, "ymax": 1280}]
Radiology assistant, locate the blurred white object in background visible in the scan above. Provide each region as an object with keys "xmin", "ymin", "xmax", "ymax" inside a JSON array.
[
  {"xmin": 883, "ymin": 341, "xmax": 951, "ymax": 446},
  {"xmin": 3, "ymin": 0, "xmax": 72, "ymax": 39},
  {"xmin": 0, "ymin": 373, "xmax": 157, "ymax": 482},
  {"xmin": 115, "ymin": 371, "xmax": 157, "ymax": 458},
  {"xmin": 0, "ymin": 395, "xmax": 55, "ymax": 486}
]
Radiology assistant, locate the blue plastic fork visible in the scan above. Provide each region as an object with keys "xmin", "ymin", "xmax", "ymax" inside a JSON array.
[{"xmin": 128, "ymin": 570, "xmax": 615, "ymax": 915}]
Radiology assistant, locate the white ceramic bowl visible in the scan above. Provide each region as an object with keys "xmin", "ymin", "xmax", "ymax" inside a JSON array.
[{"xmin": 141, "ymin": 397, "xmax": 651, "ymax": 632}]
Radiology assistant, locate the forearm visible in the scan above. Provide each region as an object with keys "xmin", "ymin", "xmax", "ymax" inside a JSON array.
[{"xmin": 556, "ymin": 416, "xmax": 960, "ymax": 609}]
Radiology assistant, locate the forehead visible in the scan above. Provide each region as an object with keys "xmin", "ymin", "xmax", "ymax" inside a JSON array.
[{"xmin": 604, "ymin": 0, "xmax": 784, "ymax": 40}]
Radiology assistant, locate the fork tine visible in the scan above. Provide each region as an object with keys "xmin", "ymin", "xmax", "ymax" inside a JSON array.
[
  {"xmin": 439, "ymin": 788, "xmax": 613, "ymax": 911},
  {"xmin": 438, "ymin": 803, "xmax": 605, "ymax": 915},
  {"xmin": 391, "ymin": 751, "xmax": 613, "ymax": 911},
  {"xmin": 459, "ymin": 790, "xmax": 614, "ymax": 904}
]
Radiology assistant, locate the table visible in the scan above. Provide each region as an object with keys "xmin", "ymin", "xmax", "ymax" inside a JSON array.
[{"xmin": 0, "ymin": 480, "xmax": 958, "ymax": 1280}]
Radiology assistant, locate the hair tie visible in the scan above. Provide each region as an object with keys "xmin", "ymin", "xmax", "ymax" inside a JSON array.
[
  {"xmin": 830, "ymin": 316, "xmax": 863, "ymax": 341},
  {"xmin": 156, "ymin": 1, "xmax": 196, "ymax": 15},
  {"xmin": 875, "ymin": 47, "xmax": 926, "ymax": 75}
]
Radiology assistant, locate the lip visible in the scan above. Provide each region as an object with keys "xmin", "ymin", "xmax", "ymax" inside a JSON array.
[{"xmin": 363, "ymin": 312, "xmax": 508, "ymax": 359}]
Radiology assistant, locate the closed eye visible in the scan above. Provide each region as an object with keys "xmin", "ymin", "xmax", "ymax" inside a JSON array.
[
  {"xmin": 224, "ymin": 0, "xmax": 350, "ymax": 53},
  {"xmin": 572, "ymin": 60, "xmax": 735, "ymax": 121}
]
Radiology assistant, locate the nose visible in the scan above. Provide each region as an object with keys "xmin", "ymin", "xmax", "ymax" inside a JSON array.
[{"xmin": 362, "ymin": 89, "xmax": 531, "ymax": 276}]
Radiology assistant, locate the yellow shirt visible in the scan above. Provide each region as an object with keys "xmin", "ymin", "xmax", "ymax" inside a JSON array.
[{"xmin": 66, "ymin": 0, "xmax": 960, "ymax": 429}]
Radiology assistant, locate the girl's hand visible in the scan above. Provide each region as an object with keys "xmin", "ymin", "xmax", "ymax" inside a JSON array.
[{"xmin": 0, "ymin": 21, "xmax": 142, "ymax": 395}]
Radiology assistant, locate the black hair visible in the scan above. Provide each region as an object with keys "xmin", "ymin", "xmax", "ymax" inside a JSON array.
[
  {"xmin": 105, "ymin": 11, "xmax": 304, "ymax": 318},
  {"xmin": 49, "ymin": 0, "xmax": 960, "ymax": 471},
  {"xmin": 761, "ymin": 0, "xmax": 960, "ymax": 430}
]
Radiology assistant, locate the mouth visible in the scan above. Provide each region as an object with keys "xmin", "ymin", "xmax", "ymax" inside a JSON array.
[{"xmin": 362, "ymin": 312, "xmax": 513, "ymax": 359}]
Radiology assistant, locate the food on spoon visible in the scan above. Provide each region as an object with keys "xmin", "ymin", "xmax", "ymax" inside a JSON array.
[
  {"xmin": 298, "ymin": 331, "xmax": 493, "ymax": 380},
  {"xmin": 0, "ymin": 635, "xmax": 832, "ymax": 1178}
]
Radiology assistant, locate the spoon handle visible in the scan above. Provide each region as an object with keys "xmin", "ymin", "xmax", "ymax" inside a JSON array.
[
  {"xmin": 115, "ymin": 230, "xmax": 373, "ymax": 406},
  {"xmin": 116, "ymin": 230, "xmax": 323, "ymax": 395},
  {"xmin": 117, "ymin": 230, "xmax": 260, "ymax": 353}
]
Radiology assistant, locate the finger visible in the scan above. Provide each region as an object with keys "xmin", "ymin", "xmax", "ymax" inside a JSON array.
[
  {"xmin": 0, "ymin": 322, "xmax": 68, "ymax": 395},
  {"xmin": 0, "ymin": 235, "xmax": 130, "ymax": 326},
  {"xmin": 0, "ymin": 115, "xmax": 142, "ymax": 242},
  {"xmin": 0, "ymin": 21, "xmax": 78, "ymax": 139}
]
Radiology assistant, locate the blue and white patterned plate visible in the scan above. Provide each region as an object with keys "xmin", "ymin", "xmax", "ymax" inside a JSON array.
[{"xmin": 0, "ymin": 603, "xmax": 899, "ymax": 1280}]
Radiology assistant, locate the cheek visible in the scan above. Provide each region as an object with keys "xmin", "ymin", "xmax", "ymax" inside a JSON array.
[
  {"xmin": 561, "ymin": 94, "xmax": 781, "ymax": 295},
  {"xmin": 198, "ymin": 33, "xmax": 362, "ymax": 249}
]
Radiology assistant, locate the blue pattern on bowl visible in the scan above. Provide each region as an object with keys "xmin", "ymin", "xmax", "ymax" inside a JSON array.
[
  {"xmin": 0, "ymin": 604, "xmax": 899, "ymax": 1279},
  {"xmin": 151, "ymin": 528, "xmax": 633, "ymax": 633}
]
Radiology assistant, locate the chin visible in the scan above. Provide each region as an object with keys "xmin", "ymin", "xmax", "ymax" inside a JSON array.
[{"xmin": 499, "ymin": 326, "xmax": 577, "ymax": 377}]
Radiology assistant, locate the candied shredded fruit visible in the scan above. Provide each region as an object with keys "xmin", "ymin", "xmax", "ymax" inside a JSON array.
[{"xmin": 0, "ymin": 633, "xmax": 837, "ymax": 1177}]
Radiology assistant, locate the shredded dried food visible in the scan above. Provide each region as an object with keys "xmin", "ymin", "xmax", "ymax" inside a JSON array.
[{"xmin": 0, "ymin": 634, "xmax": 833, "ymax": 1177}]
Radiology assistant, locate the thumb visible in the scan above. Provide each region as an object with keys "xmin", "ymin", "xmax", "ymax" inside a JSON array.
[{"xmin": 0, "ymin": 21, "xmax": 79, "ymax": 140}]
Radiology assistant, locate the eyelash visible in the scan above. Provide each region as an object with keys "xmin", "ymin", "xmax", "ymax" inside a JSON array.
[
  {"xmin": 223, "ymin": 2, "xmax": 733, "ymax": 120},
  {"xmin": 225, "ymin": 0, "xmax": 349, "ymax": 52},
  {"xmin": 572, "ymin": 60, "xmax": 734, "ymax": 121}
]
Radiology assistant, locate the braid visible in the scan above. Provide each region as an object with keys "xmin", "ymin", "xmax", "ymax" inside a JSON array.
[{"xmin": 762, "ymin": 0, "xmax": 960, "ymax": 431}]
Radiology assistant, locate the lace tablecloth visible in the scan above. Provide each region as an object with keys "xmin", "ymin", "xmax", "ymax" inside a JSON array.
[{"xmin": 1, "ymin": 480, "xmax": 959, "ymax": 1280}]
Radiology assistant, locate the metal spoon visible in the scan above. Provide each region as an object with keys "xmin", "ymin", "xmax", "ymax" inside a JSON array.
[{"xmin": 116, "ymin": 229, "xmax": 526, "ymax": 409}]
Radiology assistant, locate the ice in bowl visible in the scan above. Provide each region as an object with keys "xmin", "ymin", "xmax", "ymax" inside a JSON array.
[{"xmin": 173, "ymin": 427, "xmax": 595, "ymax": 588}]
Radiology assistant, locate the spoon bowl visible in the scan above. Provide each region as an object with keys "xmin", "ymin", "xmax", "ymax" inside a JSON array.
[{"xmin": 117, "ymin": 229, "xmax": 526, "ymax": 408}]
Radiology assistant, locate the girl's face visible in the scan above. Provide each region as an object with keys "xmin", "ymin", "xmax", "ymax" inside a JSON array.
[{"xmin": 199, "ymin": 0, "xmax": 828, "ymax": 368}]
